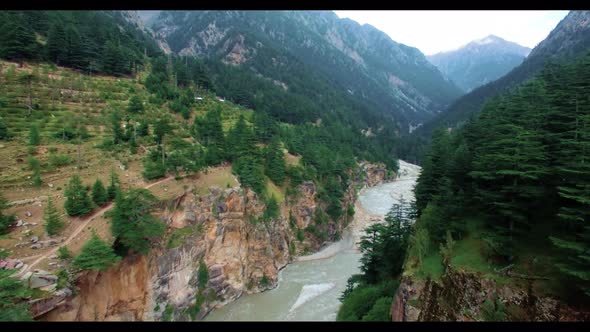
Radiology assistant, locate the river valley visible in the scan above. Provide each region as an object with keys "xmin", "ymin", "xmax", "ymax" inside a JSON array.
[{"xmin": 204, "ymin": 160, "xmax": 421, "ymax": 321}]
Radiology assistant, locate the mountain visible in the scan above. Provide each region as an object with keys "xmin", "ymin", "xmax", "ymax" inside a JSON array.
[
  {"xmin": 427, "ymin": 35, "xmax": 530, "ymax": 92},
  {"xmin": 417, "ymin": 10, "xmax": 590, "ymax": 137},
  {"xmin": 143, "ymin": 10, "xmax": 463, "ymax": 131}
]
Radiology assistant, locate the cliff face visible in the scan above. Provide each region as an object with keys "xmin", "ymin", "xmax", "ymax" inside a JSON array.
[
  {"xmin": 42, "ymin": 162, "xmax": 391, "ymax": 321},
  {"xmin": 390, "ymin": 264, "xmax": 590, "ymax": 322}
]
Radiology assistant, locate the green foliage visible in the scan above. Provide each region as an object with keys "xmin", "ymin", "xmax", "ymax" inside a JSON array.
[
  {"xmin": 336, "ymin": 280, "xmax": 399, "ymax": 321},
  {"xmin": 73, "ymin": 232, "xmax": 120, "ymax": 271},
  {"xmin": 347, "ymin": 204, "xmax": 355, "ymax": 217},
  {"xmin": 358, "ymin": 201, "xmax": 413, "ymax": 284},
  {"xmin": 57, "ymin": 246, "xmax": 72, "ymax": 260},
  {"xmin": 0, "ymin": 117, "xmax": 9, "ymax": 140},
  {"xmin": 0, "ymin": 193, "xmax": 16, "ymax": 235},
  {"xmin": 414, "ymin": 53, "xmax": 590, "ymax": 297},
  {"xmin": 233, "ymin": 155, "xmax": 266, "ymax": 194},
  {"xmin": 0, "ymin": 270, "xmax": 33, "ymax": 321},
  {"xmin": 264, "ymin": 137, "xmax": 286, "ymax": 185},
  {"xmin": 361, "ymin": 297, "xmax": 394, "ymax": 321},
  {"xmin": 162, "ymin": 303, "xmax": 174, "ymax": 322},
  {"xmin": 44, "ymin": 197, "xmax": 64, "ymax": 236},
  {"xmin": 110, "ymin": 188, "xmax": 165, "ymax": 255},
  {"xmin": 296, "ymin": 227, "xmax": 304, "ymax": 242},
  {"xmin": 48, "ymin": 153, "xmax": 72, "ymax": 168},
  {"xmin": 260, "ymin": 274, "xmax": 270, "ymax": 288},
  {"xmin": 166, "ymin": 225, "xmax": 201, "ymax": 249},
  {"xmin": 127, "ymin": 95, "xmax": 144, "ymax": 114},
  {"xmin": 481, "ymin": 297, "xmax": 507, "ymax": 321},
  {"xmin": 198, "ymin": 259, "xmax": 208, "ymax": 289},
  {"xmin": 64, "ymin": 174, "xmax": 93, "ymax": 216},
  {"xmin": 91, "ymin": 179, "xmax": 108, "ymax": 206},
  {"xmin": 28, "ymin": 123, "xmax": 40, "ymax": 146},
  {"xmin": 262, "ymin": 195, "xmax": 280, "ymax": 222},
  {"xmin": 107, "ymin": 168, "xmax": 119, "ymax": 200}
]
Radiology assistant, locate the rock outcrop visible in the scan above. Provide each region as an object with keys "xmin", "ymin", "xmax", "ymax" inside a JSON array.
[{"xmin": 391, "ymin": 265, "xmax": 590, "ymax": 322}]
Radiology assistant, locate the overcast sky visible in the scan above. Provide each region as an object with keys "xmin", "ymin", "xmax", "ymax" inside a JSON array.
[{"xmin": 334, "ymin": 11, "xmax": 570, "ymax": 55}]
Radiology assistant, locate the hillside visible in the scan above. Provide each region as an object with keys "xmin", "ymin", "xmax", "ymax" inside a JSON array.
[
  {"xmin": 428, "ymin": 35, "xmax": 530, "ymax": 93},
  {"xmin": 144, "ymin": 10, "xmax": 463, "ymax": 131}
]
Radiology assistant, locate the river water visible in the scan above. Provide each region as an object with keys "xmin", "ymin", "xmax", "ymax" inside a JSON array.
[{"xmin": 204, "ymin": 160, "xmax": 421, "ymax": 321}]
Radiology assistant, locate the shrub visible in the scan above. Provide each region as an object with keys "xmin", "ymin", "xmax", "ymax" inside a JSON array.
[{"xmin": 73, "ymin": 233, "xmax": 120, "ymax": 271}]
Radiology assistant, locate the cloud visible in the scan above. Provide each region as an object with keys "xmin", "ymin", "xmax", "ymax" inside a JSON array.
[{"xmin": 334, "ymin": 10, "xmax": 569, "ymax": 55}]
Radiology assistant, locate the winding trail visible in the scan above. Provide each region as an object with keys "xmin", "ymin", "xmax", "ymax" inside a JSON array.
[{"xmin": 16, "ymin": 176, "xmax": 174, "ymax": 277}]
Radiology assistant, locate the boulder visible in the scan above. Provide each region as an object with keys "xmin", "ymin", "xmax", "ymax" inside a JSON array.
[
  {"xmin": 25, "ymin": 211, "xmax": 32, "ymax": 217},
  {"xmin": 30, "ymin": 243, "xmax": 42, "ymax": 249},
  {"xmin": 20, "ymin": 272, "xmax": 32, "ymax": 281},
  {"xmin": 15, "ymin": 219, "xmax": 23, "ymax": 227},
  {"xmin": 15, "ymin": 261, "xmax": 23, "ymax": 270},
  {"xmin": 0, "ymin": 260, "xmax": 6, "ymax": 269},
  {"xmin": 184, "ymin": 211, "xmax": 196, "ymax": 223},
  {"xmin": 48, "ymin": 183, "xmax": 54, "ymax": 188},
  {"xmin": 30, "ymin": 236, "xmax": 39, "ymax": 243},
  {"xmin": 29, "ymin": 273, "xmax": 58, "ymax": 289}
]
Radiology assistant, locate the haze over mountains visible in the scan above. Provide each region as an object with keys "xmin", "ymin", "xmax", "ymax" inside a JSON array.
[
  {"xmin": 418, "ymin": 10, "xmax": 590, "ymax": 136},
  {"xmin": 427, "ymin": 35, "xmax": 531, "ymax": 93}
]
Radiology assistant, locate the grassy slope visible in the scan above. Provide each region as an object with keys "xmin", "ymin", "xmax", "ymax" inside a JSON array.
[{"xmin": 0, "ymin": 60, "xmax": 266, "ymax": 274}]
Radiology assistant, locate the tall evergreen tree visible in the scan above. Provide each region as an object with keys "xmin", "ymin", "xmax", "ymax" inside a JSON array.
[
  {"xmin": 110, "ymin": 188, "xmax": 165, "ymax": 255},
  {"xmin": 73, "ymin": 232, "xmax": 120, "ymax": 271},
  {"xmin": 265, "ymin": 137, "xmax": 286, "ymax": 185},
  {"xmin": 0, "ymin": 14, "xmax": 37, "ymax": 61},
  {"xmin": 46, "ymin": 23, "xmax": 67, "ymax": 65},
  {"xmin": 91, "ymin": 179, "xmax": 108, "ymax": 207},
  {"xmin": 44, "ymin": 197, "xmax": 64, "ymax": 236},
  {"xmin": 107, "ymin": 168, "xmax": 120, "ymax": 200},
  {"xmin": 64, "ymin": 175, "xmax": 93, "ymax": 216},
  {"xmin": 28, "ymin": 123, "xmax": 40, "ymax": 146},
  {"xmin": 0, "ymin": 269, "xmax": 33, "ymax": 321}
]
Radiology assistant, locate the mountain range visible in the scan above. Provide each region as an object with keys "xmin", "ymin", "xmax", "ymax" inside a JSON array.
[
  {"xmin": 136, "ymin": 10, "xmax": 463, "ymax": 131},
  {"xmin": 427, "ymin": 35, "xmax": 530, "ymax": 93}
]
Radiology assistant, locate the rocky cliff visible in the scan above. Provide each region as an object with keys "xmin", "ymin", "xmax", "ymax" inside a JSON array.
[
  {"xmin": 390, "ymin": 264, "xmax": 590, "ymax": 322},
  {"xmin": 41, "ymin": 162, "xmax": 392, "ymax": 321}
]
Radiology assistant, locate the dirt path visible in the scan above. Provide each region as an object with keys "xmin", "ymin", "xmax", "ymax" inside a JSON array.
[{"xmin": 16, "ymin": 176, "xmax": 174, "ymax": 277}]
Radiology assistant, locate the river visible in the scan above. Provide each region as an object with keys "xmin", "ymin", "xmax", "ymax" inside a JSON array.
[{"xmin": 204, "ymin": 160, "xmax": 421, "ymax": 321}]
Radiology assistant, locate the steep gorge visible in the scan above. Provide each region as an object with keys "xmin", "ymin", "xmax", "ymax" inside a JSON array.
[{"xmin": 40, "ymin": 162, "xmax": 392, "ymax": 321}]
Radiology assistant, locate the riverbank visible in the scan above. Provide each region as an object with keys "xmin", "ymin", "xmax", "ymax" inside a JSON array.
[{"xmin": 204, "ymin": 160, "xmax": 421, "ymax": 321}]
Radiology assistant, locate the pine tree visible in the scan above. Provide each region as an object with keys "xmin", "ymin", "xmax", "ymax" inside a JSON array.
[
  {"xmin": 28, "ymin": 124, "xmax": 39, "ymax": 146},
  {"xmin": 107, "ymin": 168, "xmax": 119, "ymax": 200},
  {"xmin": 227, "ymin": 115, "xmax": 255, "ymax": 161},
  {"xmin": 265, "ymin": 137, "xmax": 286, "ymax": 185},
  {"xmin": 0, "ymin": 14, "xmax": 37, "ymax": 61},
  {"xmin": 73, "ymin": 232, "xmax": 120, "ymax": 271},
  {"xmin": 46, "ymin": 23, "xmax": 67, "ymax": 65},
  {"xmin": 0, "ymin": 193, "xmax": 16, "ymax": 235},
  {"xmin": 127, "ymin": 95, "xmax": 144, "ymax": 114},
  {"xmin": 64, "ymin": 24, "xmax": 84, "ymax": 69},
  {"xmin": 91, "ymin": 179, "xmax": 108, "ymax": 206},
  {"xmin": 111, "ymin": 111, "xmax": 123, "ymax": 144},
  {"xmin": 263, "ymin": 195, "xmax": 280, "ymax": 222},
  {"xmin": 102, "ymin": 40, "xmax": 124, "ymax": 76},
  {"xmin": 44, "ymin": 197, "xmax": 64, "ymax": 236},
  {"xmin": 64, "ymin": 174, "xmax": 93, "ymax": 216},
  {"xmin": 110, "ymin": 188, "xmax": 165, "ymax": 255},
  {"xmin": 0, "ymin": 117, "xmax": 9, "ymax": 140},
  {"xmin": 0, "ymin": 269, "xmax": 33, "ymax": 321}
]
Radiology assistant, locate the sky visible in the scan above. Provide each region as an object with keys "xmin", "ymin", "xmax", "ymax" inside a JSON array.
[{"xmin": 334, "ymin": 11, "xmax": 570, "ymax": 55}]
